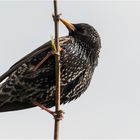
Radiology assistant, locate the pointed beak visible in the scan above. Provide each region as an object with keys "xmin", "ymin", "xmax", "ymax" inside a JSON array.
[{"xmin": 60, "ymin": 18, "xmax": 76, "ymax": 31}]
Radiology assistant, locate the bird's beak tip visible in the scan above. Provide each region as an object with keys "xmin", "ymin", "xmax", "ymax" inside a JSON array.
[{"xmin": 60, "ymin": 18, "xmax": 76, "ymax": 31}]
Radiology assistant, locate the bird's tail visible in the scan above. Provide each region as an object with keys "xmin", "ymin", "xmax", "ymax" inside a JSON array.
[
  {"xmin": 0, "ymin": 101, "xmax": 35, "ymax": 112},
  {"xmin": 0, "ymin": 84, "xmax": 35, "ymax": 112}
]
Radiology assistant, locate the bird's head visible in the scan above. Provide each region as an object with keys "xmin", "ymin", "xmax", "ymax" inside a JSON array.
[{"xmin": 60, "ymin": 18, "xmax": 100, "ymax": 45}]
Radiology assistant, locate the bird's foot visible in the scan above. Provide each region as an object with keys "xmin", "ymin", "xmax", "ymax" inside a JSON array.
[
  {"xmin": 53, "ymin": 110, "xmax": 65, "ymax": 121},
  {"xmin": 33, "ymin": 47, "xmax": 65, "ymax": 72},
  {"xmin": 33, "ymin": 102, "xmax": 64, "ymax": 120}
]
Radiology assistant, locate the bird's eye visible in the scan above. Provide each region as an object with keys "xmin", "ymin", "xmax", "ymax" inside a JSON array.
[
  {"xmin": 74, "ymin": 24, "xmax": 87, "ymax": 35},
  {"xmin": 76, "ymin": 27, "xmax": 85, "ymax": 34},
  {"xmin": 79, "ymin": 28, "xmax": 85, "ymax": 34}
]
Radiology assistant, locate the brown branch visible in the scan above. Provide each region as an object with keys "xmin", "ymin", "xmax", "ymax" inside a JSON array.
[{"xmin": 53, "ymin": 0, "xmax": 61, "ymax": 140}]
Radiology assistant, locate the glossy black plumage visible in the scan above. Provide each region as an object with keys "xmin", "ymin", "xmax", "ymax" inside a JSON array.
[{"xmin": 0, "ymin": 21, "xmax": 101, "ymax": 112}]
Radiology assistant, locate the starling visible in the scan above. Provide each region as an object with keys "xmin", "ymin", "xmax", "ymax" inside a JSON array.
[{"xmin": 0, "ymin": 18, "xmax": 101, "ymax": 112}]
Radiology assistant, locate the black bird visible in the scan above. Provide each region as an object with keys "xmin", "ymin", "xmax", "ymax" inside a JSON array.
[{"xmin": 0, "ymin": 18, "xmax": 101, "ymax": 113}]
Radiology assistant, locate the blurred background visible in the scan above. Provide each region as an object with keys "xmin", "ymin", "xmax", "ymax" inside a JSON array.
[{"xmin": 0, "ymin": 1, "xmax": 140, "ymax": 139}]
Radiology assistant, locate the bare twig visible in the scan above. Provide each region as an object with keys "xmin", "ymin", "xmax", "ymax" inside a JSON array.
[{"xmin": 53, "ymin": 0, "xmax": 61, "ymax": 140}]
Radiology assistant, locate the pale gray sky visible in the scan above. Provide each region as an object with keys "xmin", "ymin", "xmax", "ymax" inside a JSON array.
[{"xmin": 0, "ymin": 1, "xmax": 140, "ymax": 139}]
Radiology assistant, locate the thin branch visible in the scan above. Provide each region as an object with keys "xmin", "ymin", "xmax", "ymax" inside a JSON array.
[{"xmin": 53, "ymin": 0, "xmax": 61, "ymax": 140}]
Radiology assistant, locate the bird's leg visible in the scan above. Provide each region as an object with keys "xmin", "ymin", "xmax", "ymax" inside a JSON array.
[
  {"xmin": 33, "ymin": 47, "xmax": 64, "ymax": 72},
  {"xmin": 33, "ymin": 101, "xmax": 54, "ymax": 115},
  {"xmin": 33, "ymin": 52, "xmax": 54, "ymax": 72},
  {"xmin": 33, "ymin": 102, "xmax": 65, "ymax": 120}
]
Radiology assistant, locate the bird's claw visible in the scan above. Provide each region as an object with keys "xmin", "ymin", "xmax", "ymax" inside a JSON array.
[{"xmin": 52, "ymin": 110, "xmax": 65, "ymax": 121}]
